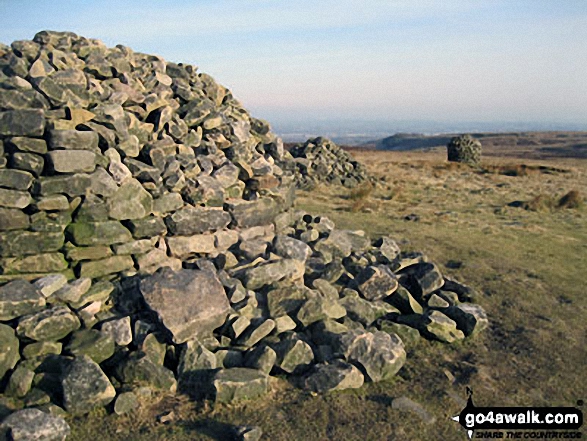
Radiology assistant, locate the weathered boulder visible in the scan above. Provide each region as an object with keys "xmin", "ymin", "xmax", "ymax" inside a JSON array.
[
  {"xmin": 62, "ymin": 355, "xmax": 116, "ymax": 416},
  {"xmin": 420, "ymin": 311, "xmax": 465, "ymax": 343},
  {"xmin": 211, "ymin": 368, "xmax": 269, "ymax": 403},
  {"xmin": 0, "ymin": 324, "xmax": 20, "ymax": 379},
  {"xmin": 335, "ymin": 329, "xmax": 406, "ymax": 382},
  {"xmin": 17, "ymin": 306, "xmax": 81, "ymax": 341},
  {"xmin": 119, "ymin": 354, "xmax": 177, "ymax": 392},
  {"xmin": 0, "ymin": 408, "xmax": 70, "ymax": 441},
  {"xmin": 302, "ymin": 360, "xmax": 364, "ymax": 393},
  {"xmin": 139, "ymin": 268, "xmax": 230, "ymax": 343},
  {"xmin": 243, "ymin": 259, "xmax": 304, "ymax": 290},
  {"xmin": 445, "ymin": 303, "xmax": 489, "ymax": 336},
  {"xmin": 0, "ymin": 279, "xmax": 45, "ymax": 320},
  {"xmin": 356, "ymin": 265, "xmax": 398, "ymax": 301}
]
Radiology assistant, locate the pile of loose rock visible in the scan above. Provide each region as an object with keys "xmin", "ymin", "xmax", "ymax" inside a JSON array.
[
  {"xmin": 289, "ymin": 137, "xmax": 371, "ymax": 189},
  {"xmin": 0, "ymin": 31, "xmax": 488, "ymax": 437},
  {"xmin": 447, "ymin": 134, "xmax": 482, "ymax": 165}
]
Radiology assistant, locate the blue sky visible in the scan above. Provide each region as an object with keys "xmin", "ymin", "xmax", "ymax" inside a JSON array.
[{"xmin": 1, "ymin": 1, "xmax": 586, "ymax": 130}]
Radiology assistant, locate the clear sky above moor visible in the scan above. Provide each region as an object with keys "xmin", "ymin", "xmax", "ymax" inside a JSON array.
[{"xmin": 1, "ymin": 0, "xmax": 585, "ymax": 126}]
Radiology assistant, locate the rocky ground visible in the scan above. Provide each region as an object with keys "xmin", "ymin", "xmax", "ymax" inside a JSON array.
[
  {"xmin": 0, "ymin": 31, "xmax": 492, "ymax": 441},
  {"xmin": 68, "ymin": 146, "xmax": 586, "ymax": 440}
]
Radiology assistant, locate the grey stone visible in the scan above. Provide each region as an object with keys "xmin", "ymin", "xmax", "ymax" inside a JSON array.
[
  {"xmin": 335, "ymin": 329, "xmax": 406, "ymax": 382},
  {"xmin": 0, "ymin": 109, "xmax": 45, "ymax": 136},
  {"xmin": 212, "ymin": 368, "xmax": 269, "ymax": 403},
  {"xmin": 108, "ymin": 178, "xmax": 153, "ymax": 220},
  {"xmin": 378, "ymin": 321, "xmax": 421, "ymax": 346},
  {"xmin": 387, "ymin": 285, "xmax": 424, "ymax": 314},
  {"xmin": 1, "ymin": 253, "xmax": 68, "ymax": 274},
  {"xmin": 47, "ymin": 150, "xmax": 97, "ymax": 173},
  {"xmin": 0, "ymin": 188, "xmax": 32, "ymax": 208},
  {"xmin": 357, "ymin": 265, "xmax": 399, "ymax": 301},
  {"xmin": 178, "ymin": 339, "xmax": 217, "ymax": 380},
  {"xmin": 36, "ymin": 195, "xmax": 70, "ymax": 211},
  {"xmin": 62, "ymin": 355, "xmax": 116, "ymax": 415},
  {"xmin": 0, "ymin": 408, "xmax": 70, "ymax": 441},
  {"xmin": 0, "ymin": 208, "xmax": 29, "ymax": 231},
  {"xmin": 67, "ymin": 221, "xmax": 132, "ymax": 246},
  {"xmin": 89, "ymin": 167, "xmax": 118, "ymax": 197},
  {"xmin": 421, "ymin": 310, "xmax": 465, "ymax": 343},
  {"xmin": 0, "ymin": 231, "xmax": 64, "ymax": 257},
  {"xmin": 0, "ymin": 169, "xmax": 34, "ymax": 190},
  {"xmin": 152, "ymin": 192, "xmax": 184, "ymax": 215},
  {"xmin": 17, "ymin": 305, "xmax": 81, "ymax": 341},
  {"xmin": 114, "ymin": 391, "xmax": 140, "ymax": 415},
  {"xmin": 402, "ymin": 262, "xmax": 444, "ymax": 297},
  {"xmin": 165, "ymin": 206, "xmax": 231, "ymax": 235},
  {"xmin": 234, "ymin": 425, "xmax": 263, "ymax": 441},
  {"xmin": 100, "ymin": 316, "xmax": 132, "ymax": 346},
  {"xmin": 140, "ymin": 268, "xmax": 230, "ymax": 343},
  {"xmin": 128, "ymin": 216, "xmax": 167, "ymax": 239},
  {"xmin": 274, "ymin": 335, "xmax": 314, "ymax": 374},
  {"xmin": 7, "ymin": 136, "xmax": 47, "ymax": 154},
  {"xmin": 10, "ymin": 152, "xmax": 44, "ymax": 176},
  {"xmin": 36, "ymin": 173, "xmax": 91, "ymax": 196},
  {"xmin": 302, "ymin": 360, "xmax": 364, "ymax": 393},
  {"xmin": 0, "ymin": 323, "xmax": 20, "ymax": 379},
  {"xmin": 273, "ymin": 235, "xmax": 312, "ymax": 262},
  {"xmin": 244, "ymin": 345, "xmax": 276, "ymax": 374},
  {"xmin": 79, "ymin": 255, "xmax": 135, "ymax": 279},
  {"xmin": 226, "ymin": 197, "xmax": 279, "ymax": 228},
  {"xmin": 54, "ymin": 278, "xmax": 91, "ymax": 303},
  {"xmin": 33, "ymin": 274, "xmax": 68, "ymax": 297},
  {"xmin": 237, "ymin": 319, "xmax": 275, "ymax": 347},
  {"xmin": 166, "ymin": 234, "xmax": 216, "ymax": 258},
  {"xmin": 243, "ymin": 259, "xmax": 304, "ymax": 290},
  {"xmin": 5, "ymin": 365, "xmax": 35, "ymax": 397},
  {"xmin": 119, "ymin": 354, "xmax": 177, "ymax": 392},
  {"xmin": 65, "ymin": 329, "xmax": 115, "ymax": 363},
  {"xmin": 0, "ymin": 279, "xmax": 46, "ymax": 320},
  {"xmin": 444, "ymin": 303, "xmax": 489, "ymax": 336},
  {"xmin": 21, "ymin": 341, "xmax": 62, "ymax": 359}
]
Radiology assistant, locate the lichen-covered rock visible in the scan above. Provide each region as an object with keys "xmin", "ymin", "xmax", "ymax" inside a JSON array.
[
  {"xmin": 0, "ymin": 323, "xmax": 20, "ymax": 379},
  {"xmin": 211, "ymin": 368, "xmax": 269, "ymax": 403},
  {"xmin": 64, "ymin": 329, "xmax": 115, "ymax": 363},
  {"xmin": 139, "ymin": 268, "xmax": 230, "ymax": 343},
  {"xmin": 273, "ymin": 334, "xmax": 314, "ymax": 374},
  {"xmin": 119, "ymin": 354, "xmax": 177, "ymax": 392},
  {"xmin": 0, "ymin": 408, "xmax": 70, "ymax": 441},
  {"xmin": 0, "ymin": 279, "xmax": 45, "ymax": 320},
  {"xmin": 17, "ymin": 305, "xmax": 81, "ymax": 341},
  {"xmin": 446, "ymin": 134, "xmax": 482, "ymax": 165},
  {"xmin": 335, "ymin": 329, "xmax": 406, "ymax": 382},
  {"xmin": 302, "ymin": 360, "xmax": 364, "ymax": 393},
  {"xmin": 243, "ymin": 259, "xmax": 304, "ymax": 290},
  {"xmin": 419, "ymin": 310, "xmax": 465, "ymax": 343},
  {"xmin": 61, "ymin": 355, "xmax": 116, "ymax": 416}
]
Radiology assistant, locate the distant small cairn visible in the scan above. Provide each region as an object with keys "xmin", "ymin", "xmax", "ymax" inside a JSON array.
[
  {"xmin": 447, "ymin": 134, "xmax": 482, "ymax": 165},
  {"xmin": 290, "ymin": 137, "xmax": 370, "ymax": 189}
]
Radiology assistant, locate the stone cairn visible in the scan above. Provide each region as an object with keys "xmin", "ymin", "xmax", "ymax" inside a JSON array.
[
  {"xmin": 446, "ymin": 134, "xmax": 482, "ymax": 165},
  {"xmin": 290, "ymin": 137, "xmax": 370, "ymax": 189},
  {"xmin": 0, "ymin": 31, "xmax": 488, "ymax": 437}
]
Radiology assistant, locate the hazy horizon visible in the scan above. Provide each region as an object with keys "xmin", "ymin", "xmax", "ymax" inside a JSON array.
[{"xmin": 1, "ymin": 1, "xmax": 586, "ymax": 133}]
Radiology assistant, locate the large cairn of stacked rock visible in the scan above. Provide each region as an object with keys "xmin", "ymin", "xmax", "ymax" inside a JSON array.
[
  {"xmin": 446, "ymin": 134, "xmax": 482, "ymax": 166},
  {"xmin": 0, "ymin": 31, "xmax": 488, "ymax": 437},
  {"xmin": 289, "ymin": 137, "xmax": 370, "ymax": 189}
]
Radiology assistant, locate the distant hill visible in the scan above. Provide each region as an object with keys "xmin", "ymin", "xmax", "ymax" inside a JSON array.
[{"xmin": 373, "ymin": 131, "xmax": 587, "ymax": 159}]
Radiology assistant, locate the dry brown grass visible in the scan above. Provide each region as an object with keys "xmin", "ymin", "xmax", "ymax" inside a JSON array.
[
  {"xmin": 521, "ymin": 194, "xmax": 555, "ymax": 212},
  {"xmin": 348, "ymin": 181, "xmax": 374, "ymax": 200}
]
